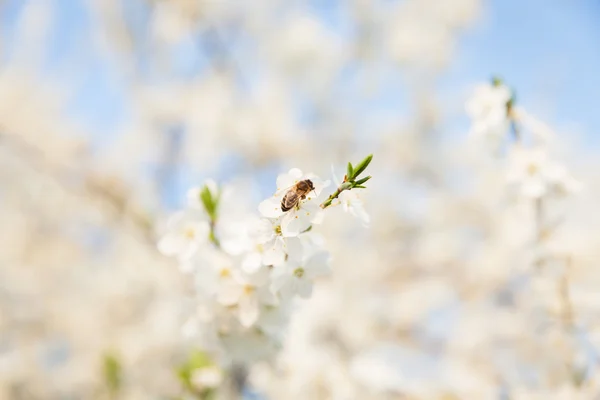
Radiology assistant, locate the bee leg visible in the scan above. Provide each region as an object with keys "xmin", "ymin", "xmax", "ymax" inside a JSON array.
[{"xmin": 300, "ymin": 194, "xmax": 306, "ymax": 200}]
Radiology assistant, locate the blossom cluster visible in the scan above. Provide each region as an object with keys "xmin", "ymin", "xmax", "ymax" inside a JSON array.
[
  {"xmin": 466, "ymin": 80, "xmax": 581, "ymax": 202},
  {"xmin": 465, "ymin": 79, "xmax": 512, "ymax": 149},
  {"xmin": 8, "ymin": 1, "xmax": 600, "ymax": 398},
  {"xmin": 462, "ymin": 79, "xmax": 590, "ymax": 398},
  {"xmin": 158, "ymin": 162, "xmax": 371, "ymax": 375}
]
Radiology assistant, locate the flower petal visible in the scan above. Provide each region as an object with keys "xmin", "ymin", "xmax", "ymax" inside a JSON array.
[
  {"xmin": 281, "ymin": 210, "xmax": 311, "ymax": 237},
  {"xmin": 300, "ymin": 201, "xmax": 324, "ymax": 224},
  {"xmin": 179, "ymin": 260, "xmax": 196, "ymax": 274},
  {"xmin": 295, "ymin": 279, "xmax": 313, "ymax": 298},
  {"xmin": 354, "ymin": 204, "xmax": 371, "ymax": 225},
  {"xmin": 339, "ymin": 190, "xmax": 352, "ymax": 212},
  {"xmin": 186, "ymin": 187, "xmax": 202, "ymax": 208},
  {"xmin": 242, "ymin": 263, "xmax": 270, "ymax": 286},
  {"xmin": 270, "ymin": 265, "xmax": 290, "ymax": 294},
  {"xmin": 217, "ymin": 282, "xmax": 243, "ymax": 306},
  {"xmin": 276, "ymin": 168, "xmax": 303, "ymax": 192},
  {"xmin": 205, "ymin": 179, "xmax": 219, "ymax": 197},
  {"xmin": 241, "ymin": 252, "xmax": 264, "ymax": 274},
  {"xmin": 522, "ymin": 180, "xmax": 545, "ymax": 198},
  {"xmin": 182, "ymin": 316, "xmax": 199, "ymax": 338},
  {"xmin": 258, "ymin": 196, "xmax": 284, "ymax": 218},
  {"xmin": 262, "ymin": 237, "xmax": 286, "ymax": 266},
  {"xmin": 157, "ymin": 234, "xmax": 185, "ymax": 257},
  {"xmin": 258, "ymin": 287, "xmax": 278, "ymax": 306},
  {"xmin": 308, "ymin": 176, "xmax": 331, "ymax": 197},
  {"xmin": 252, "ymin": 218, "xmax": 275, "ymax": 243},
  {"xmin": 238, "ymin": 294, "xmax": 259, "ymax": 327},
  {"xmin": 284, "ymin": 237, "xmax": 303, "ymax": 262},
  {"xmin": 339, "ymin": 191, "xmax": 370, "ymax": 225},
  {"xmin": 305, "ymin": 252, "xmax": 331, "ymax": 278}
]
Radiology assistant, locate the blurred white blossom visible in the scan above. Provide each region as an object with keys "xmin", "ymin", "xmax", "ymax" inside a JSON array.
[
  {"xmin": 466, "ymin": 82, "xmax": 512, "ymax": 147},
  {"xmin": 271, "ymin": 252, "xmax": 331, "ymax": 299},
  {"xmin": 157, "ymin": 211, "xmax": 209, "ymax": 262},
  {"xmin": 506, "ymin": 147, "xmax": 582, "ymax": 199},
  {"xmin": 191, "ymin": 366, "xmax": 223, "ymax": 390},
  {"xmin": 339, "ymin": 190, "xmax": 370, "ymax": 226},
  {"xmin": 5, "ymin": 1, "xmax": 600, "ymax": 399}
]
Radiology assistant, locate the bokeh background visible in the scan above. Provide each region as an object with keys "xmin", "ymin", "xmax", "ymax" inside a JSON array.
[{"xmin": 2, "ymin": 0, "xmax": 600, "ymax": 399}]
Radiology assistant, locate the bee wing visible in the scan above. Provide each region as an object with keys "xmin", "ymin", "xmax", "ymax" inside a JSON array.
[
  {"xmin": 281, "ymin": 190, "xmax": 300, "ymax": 211},
  {"xmin": 276, "ymin": 183, "xmax": 298, "ymax": 195}
]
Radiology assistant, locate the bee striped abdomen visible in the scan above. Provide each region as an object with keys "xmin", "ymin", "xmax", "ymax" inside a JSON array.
[
  {"xmin": 280, "ymin": 179, "xmax": 315, "ymax": 212},
  {"xmin": 281, "ymin": 191, "xmax": 299, "ymax": 212}
]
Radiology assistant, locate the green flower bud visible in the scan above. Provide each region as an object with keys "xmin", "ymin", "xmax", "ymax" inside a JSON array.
[
  {"xmin": 352, "ymin": 154, "xmax": 373, "ymax": 178},
  {"xmin": 354, "ymin": 175, "xmax": 371, "ymax": 186},
  {"xmin": 346, "ymin": 162, "xmax": 354, "ymax": 181}
]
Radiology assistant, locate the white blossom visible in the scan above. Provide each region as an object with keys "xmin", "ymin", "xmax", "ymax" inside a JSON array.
[
  {"xmin": 506, "ymin": 147, "xmax": 581, "ymax": 199},
  {"xmin": 258, "ymin": 168, "xmax": 329, "ymax": 236},
  {"xmin": 191, "ymin": 366, "xmax": 223, "ymax": 390},
  {"xmin": 157, "ymin": 173, "xmax": 347, "ymax": 369},
  {"xmin": 271, "ymin": 252, "xmax": 331, "ymax": 299},
  {"xmin": 186, "ymin": 181, "xmax": 219, "ymax": 209},
  {"xmin": 157, "ymin": 211, "xmax": 209, "ymax": 262},
  {"xmin": 247, "ymin": 218, "xmax": 303, "ymax": 268},
  {"xmin": 217, "ymin": 267, "xmax": 279, "ymax": 327},
  {"xmin": 14, "ymin": 2, "xmax": 600, "ymax": 399},
  {"xmin": 466, "ymin": 82, "xmax": 512, "ymax": 146},
  {"xmin": 338, "ymin": 190, "xmax": 370, "ymax": 226},
  {"xmin": 192, "ymin": 248, "xmax": 236, "ymax": 298}
]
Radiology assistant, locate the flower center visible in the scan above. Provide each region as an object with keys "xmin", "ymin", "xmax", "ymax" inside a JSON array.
[
  {"xmin": 219, "ymin": 268, "xmax": 231, "ymax": 278},
  {"xmin": 274, "ymin": 225, "xmax": 282, "ymax": 235},
  {"xmin": 243, "ymin": 285, "xmax": 255, "ymax": 295},
  {"xmin": 293, "ymin": 267, "xmax": 305, "ymax": 278},
  {"xmin": 527, "ymin": 163, "xmax": 539, "ymax": 176},
  {"xmin": 184, "ymin": 227, "xmax": 196, "ymax": 239}
]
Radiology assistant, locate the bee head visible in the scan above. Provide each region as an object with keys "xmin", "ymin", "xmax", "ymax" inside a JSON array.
[{"xmin": 305, "ymin": 179, "xmax": 315, "ymax": 191}]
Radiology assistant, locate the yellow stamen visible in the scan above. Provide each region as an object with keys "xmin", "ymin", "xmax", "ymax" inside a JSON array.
[
  {"xmin": 527, "ymin": 164, "xmax": 538, "ymax": 175},
  {"xmin": 220, "ymin": 268, "xmax": 231, "ymax": 278},
  {"xmin": 184, "ymin": 228, "xmax": 196, "ymax": 239}
]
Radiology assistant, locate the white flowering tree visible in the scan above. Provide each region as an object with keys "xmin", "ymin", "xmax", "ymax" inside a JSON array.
[
  {"xmin": 157, "ymin": 155, "xmax": 373, "ymax": 398},
  {"xmin": 1, "ymin": 1, "xmax": 600, "ymax": 400}
]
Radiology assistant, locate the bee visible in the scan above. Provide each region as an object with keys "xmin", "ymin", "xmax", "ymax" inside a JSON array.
[{"xmin": 281, "ymin": 179, "xmax": 315, "ymax": 212}]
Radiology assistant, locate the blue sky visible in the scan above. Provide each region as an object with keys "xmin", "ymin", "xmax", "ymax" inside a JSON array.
[
  {"xmin": 2, "ymin": 0, "xmax": 600, "ymax": 145},
  {"xmin": 446, "ymin": 0, "xmax": 600, "ymax": 144}
]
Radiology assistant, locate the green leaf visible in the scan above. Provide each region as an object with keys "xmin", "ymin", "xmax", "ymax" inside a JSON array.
[
  {"xmin": 200, "ymin": 185, "xmax": 218, "ymax": 220},
  {"xmin": 208, "ymin": 230, "xmax": 220, "ymax": 247},
  {"xmin": 177, "ymin": 365, "xmax": 193, "ymax": 389},
  {"xmin": 352, "ymin": 154, "xmax": 373, "ymax": 178},
  {"xmin": 571, "ymin": 367, "xmax": 586, "ymax": 387},
  {"xmin": 102, "ymin": 352, "xmax": 122, "ymax": 394},
  {"xmin": 189, "ymin": 350, "xmax": 213, "ymax": 370},
  {"xmin": 346, "ymin": 162, "xmax": 353, "ymax": 180},
  {"xmin": 507, "ymin": 90, "xmax": 517, "ymax": 110},
  {"xmin": 300, "ymin": 225, "xmax": 313, "ymax": 234},
  {"xmin": 176, "ymin": 350, "xmax": 214, "ymax": 391},
  {"xmin": 354, "ymin": 175, "xmax": 371, "ymax": 185}
]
